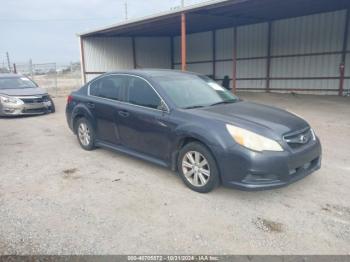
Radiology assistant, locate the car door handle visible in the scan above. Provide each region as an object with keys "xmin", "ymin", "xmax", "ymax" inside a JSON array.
[
  {"xmin": 87, "ymin": 102, "xmax": 95, "ymax": 109},
  {"xmin": 118, "ymin": 110, "xmax": 129, "ymax": 118}
]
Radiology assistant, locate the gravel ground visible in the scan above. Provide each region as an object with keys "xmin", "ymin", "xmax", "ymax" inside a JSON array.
[{"xmin": 0, "ymin": 92, "xmax": 349, "ymax": 255}]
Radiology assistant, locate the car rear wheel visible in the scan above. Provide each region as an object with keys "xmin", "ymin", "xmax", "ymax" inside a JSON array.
[
  {"xmin": 76, "ymin": 118, "xmax": 95, "ymax": 151},
  {"xmin": 178, "ymin": 142, "xmax": 220, "ymax": 193}
]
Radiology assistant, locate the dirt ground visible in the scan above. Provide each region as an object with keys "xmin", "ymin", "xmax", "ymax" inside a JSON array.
[{"xmin": 0, "ymin": 92, "xmax": 349, "ymax": 255}]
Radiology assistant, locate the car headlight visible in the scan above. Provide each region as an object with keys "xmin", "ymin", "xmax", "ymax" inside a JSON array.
[
  {"xmin": 226, "ymin": 124, "xmax": 284, "ymax": 152},
  {"xmin": 310, "ymin": 128, "xmax": 316, "ymax": 141},
  {"xmin": 0, "ymin": 95, "xmax": 24, "ymax": 105}
]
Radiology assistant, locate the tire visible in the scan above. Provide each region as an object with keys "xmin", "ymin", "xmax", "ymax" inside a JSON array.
[
  {"xmin": 49, "ymin": 97, "xmax": 55, "ymax": 113},
  {"xmin": 177, "ymin": 142, "xmax": 220, "ymax": 193},
  {"xmin": 75, "ymin": 117, "xmax": 95, "ymax": 151}
]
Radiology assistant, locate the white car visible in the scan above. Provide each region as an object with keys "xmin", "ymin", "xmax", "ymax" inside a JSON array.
[{"xmin": 0, "ymin": 74, "xmax": 55, "ymax": 116}]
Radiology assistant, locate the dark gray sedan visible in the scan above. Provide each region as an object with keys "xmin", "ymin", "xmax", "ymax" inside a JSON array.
[
  {"xmin": 0, "ymin": 74, "xmax": 55, "ymax": 116},
  {"xmin": 66, "ymin": 70, "xmax": 321, "ymax": 193}
]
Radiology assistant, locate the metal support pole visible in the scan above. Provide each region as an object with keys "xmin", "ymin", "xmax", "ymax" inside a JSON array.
[
  {"xmin": 212, "ymin": 30, "xmax": 216, "ymax": 79},
  {"xmin": 29, "ymin": 59, "xmax": 33, "ymax": 78},
  {"xmin": 13, "ymin": 63, "xmax": 17, "ymax": 74},
  {"xmin": 54, "ymin": 63, "xmax": 58, "ymax": 95},
  {"xmin": 79, "ymin": 37, "xmax": 87, "ymax": 85},
  {"xmin": 232, "ymin": 27, "xmax": 237, "ymax": 93},
  {"xmin": 181, "ymin": 12, "xmax": 187, "ymax": 71},
  {"xmin": 170, "ymin": 36, "xmax": 175, "ymax": 69},
  {"xmin": 132, "ymin": 37, "xmax": 137, "ymax": 69},
  {"xmin": 6, "ymin": 52, "xmax": 11, "ymax": 72},
  {"xmin": 266, "ymin": 21, "xmax": 272, "ymax": 92},
  {"xmin": 339, "ymin": 9, "xmax": 349, "ymax": 96}
]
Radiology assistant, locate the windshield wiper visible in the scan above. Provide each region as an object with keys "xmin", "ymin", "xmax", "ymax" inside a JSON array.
[
  {"xmin": 210, "ymin": 100, "xmax": 236, "ymax": 107},
  {"xmin": 184, "ymin": 105, "xmax": 206, "ymax": 109}
]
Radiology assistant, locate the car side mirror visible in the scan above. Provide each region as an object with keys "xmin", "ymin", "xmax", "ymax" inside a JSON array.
[{"xmin": 158, "ymin": 100, "xmax": 168, "ymax": 112}]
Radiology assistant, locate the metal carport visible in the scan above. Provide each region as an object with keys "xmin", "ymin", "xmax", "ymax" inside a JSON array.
[{"xmin": 78, "ymin": 0, "xmax": 350, "ymax": 95}]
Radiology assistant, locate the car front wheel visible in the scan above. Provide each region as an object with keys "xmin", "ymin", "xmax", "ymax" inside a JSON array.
[
  {"xmin": 76, "ymin": 118, "xmax": 95, "ymax": 151},
  {"xmin": 49, "ymin": 97, "xmax": 55, "ymax": 113},
  {"xmin": 178, "ymin": 142, "xmax": 220, "ymax": 193}
]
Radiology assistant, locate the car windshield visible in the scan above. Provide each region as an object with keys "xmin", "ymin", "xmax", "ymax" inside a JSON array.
[
  {"xmin": 154, "ymin": 74, "xmax": 238, "ymax": 109},
  {"xmin": 0, "ymin": 76, "xmax": 37, "ymax": 90}
]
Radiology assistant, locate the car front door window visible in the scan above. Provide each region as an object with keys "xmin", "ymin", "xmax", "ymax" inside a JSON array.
[{"xmin": 126, "ymin": 77, "xmax": 161, "ymax": 110}]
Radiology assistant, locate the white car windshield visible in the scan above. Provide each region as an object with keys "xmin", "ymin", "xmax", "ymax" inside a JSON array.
[
  {"xmin": 0, "ymin": 76, "xmax": 37, "ymax": 89},
  {"xmin": 155, "ymin": 74, "xmax": 238, "ymax": 109}
]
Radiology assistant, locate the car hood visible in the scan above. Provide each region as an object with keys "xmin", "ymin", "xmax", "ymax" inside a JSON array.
[
  {"xmin": 197, "ymin": 101, "xmax": 309, "ymax": 136},
  {"xmin": 0, "ymin": 87, "xmax": 47, "ymax": 96}
]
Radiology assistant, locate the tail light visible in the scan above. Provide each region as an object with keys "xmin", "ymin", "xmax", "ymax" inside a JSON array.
[{"xmin": 67, "ymin": 95, "xmax": 73, "ymax": 104}]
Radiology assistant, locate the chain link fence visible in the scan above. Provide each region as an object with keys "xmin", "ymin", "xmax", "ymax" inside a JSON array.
[{"xmin": 12, "ymin": 60, "xmax": 82, "ymax": 96}]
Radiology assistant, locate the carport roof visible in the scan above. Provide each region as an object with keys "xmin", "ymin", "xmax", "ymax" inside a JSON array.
[{"xmin": 79, "ymin": 0, "xmax": 350, "ymax": 37}]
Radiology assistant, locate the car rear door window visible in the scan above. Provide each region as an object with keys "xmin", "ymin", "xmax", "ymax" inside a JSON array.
[
  {"xmin": 90, "ymin": 75, "xmax": 127, "ymax": 101},
  {"xmin": 126, "ymin": 76, "xmax": 161, "ymax": 109}
]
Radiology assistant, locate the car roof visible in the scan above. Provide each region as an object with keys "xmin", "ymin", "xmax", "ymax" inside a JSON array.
[
  {"xmin": 0, "ymin": 73, "xmax": 23, "ymax": 78},
  {"xmin": 106, "ymin": 69, "xmax": 200, "ymax": 78}
]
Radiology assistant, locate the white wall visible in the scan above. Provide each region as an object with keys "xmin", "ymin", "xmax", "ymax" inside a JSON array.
[
  {"xmin": 82, "ymin": 36, "xmax": 171, "ymax": 82},
  {"xmin": 83, "ymin": 37, "xmax": 134, "ymax": 73}
]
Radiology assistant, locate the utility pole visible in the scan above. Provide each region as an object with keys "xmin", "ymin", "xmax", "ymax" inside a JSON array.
[
  {"xmin": 6, "ymin": 52, "xmax": 11, "ymax": 72},
  {"xmin": 125, "ymin": 0, "xmax": 128, "ymax": 20},
  {"xmin": 181, "ymin": 0, "xmax": 185, "ymax": 8}
]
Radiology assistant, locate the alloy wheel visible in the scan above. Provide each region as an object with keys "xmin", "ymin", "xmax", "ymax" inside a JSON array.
[
  {"xmin": 182, "ymin": 151, "xmax": 210, "ymax": 187},
  {"xmin": 78, "ymin": 122, "xmax": 91, "ymax": 146}
]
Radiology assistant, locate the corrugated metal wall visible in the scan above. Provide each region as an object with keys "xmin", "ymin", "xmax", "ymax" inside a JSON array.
[
  {"xmin": 236, "ymin": 23, "xmax": 268, "ymax": 90},
  {"xmin": 82, "ymin": 9, "xmax": 349, "ymax": 95},
  {"xmin": 269, "ymin": 10, "xmax": 346, "ymax": 94},
  {"xmin": 171, "ymin": 9, "xmax": 349, "ymax": 94},
  {"xmin": 83, "ymin": 37, "xmax": 134, "ymax": 72},
  {"xmin": 135, "ymin": 37, "xmax": 171, "ymax": 69},
  {"xmin": 174, "ymin": 31, "xmax": 214, "ymax": 76},
  {"xmin": 83, "ymin": 36, "xmax": 171, "ymax": 82}
]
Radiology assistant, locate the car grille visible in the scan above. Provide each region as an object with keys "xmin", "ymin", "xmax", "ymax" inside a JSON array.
[
  {"xmin": 23, "ymin": 108, "xmax": 47, "ymax": 114},
  {"xmin": 289, "ymin": 157, "xmax": 320, "ymax": 176},
  {"xmin": 21, "ymin": 95, "xmax": 49, "ymax": 104},
  {"xmin": 283, "ymin": 127, "xmax": 313, "ymax": 149}
]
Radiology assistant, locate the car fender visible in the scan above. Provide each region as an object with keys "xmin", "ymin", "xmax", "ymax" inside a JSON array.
[
  {"xmin": 169, "ymin": 122, "xmax": 233, "ymax": 171},
  {"xmin": 71, "ymin": 104, "xmax": 97, "ymax": 133},
  {"xmin": 174, "ymin": 122, "xmax": 232, "ymax": 149}
]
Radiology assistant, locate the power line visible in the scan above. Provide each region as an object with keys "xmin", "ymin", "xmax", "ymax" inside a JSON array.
[
  {"xmin": 0, "ymin": 17, "xmax": 119, "ymax": 23},
  {"xmin": 125, "ymin": 0, "xmax": 128, "ymax": 20}
]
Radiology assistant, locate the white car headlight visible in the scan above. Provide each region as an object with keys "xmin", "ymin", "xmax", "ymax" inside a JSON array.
[
  {"xmin": 310, "ymin": 128, "xmax": 316, "ymax": 141},
  {"xmin": 226, "ymin": 124, "xmax": 284, "ymax": 152},
  {"xmin": 0, "ymin": 95, "xmax": 24, "ymax": 105}
]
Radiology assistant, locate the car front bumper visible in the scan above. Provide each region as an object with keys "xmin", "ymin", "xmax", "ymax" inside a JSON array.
[
  {"xmin": 214, "ymin": 138, "xmax": 322, "ymax": 191},
  {"xmin": 0, "ymin": 100, "xmax": 53, "ymax": 116}
]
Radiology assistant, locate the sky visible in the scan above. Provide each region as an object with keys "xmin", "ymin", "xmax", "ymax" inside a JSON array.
[{"xmin": 0, "ymin": 0, "xmax": 209, "ymax": 65}]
